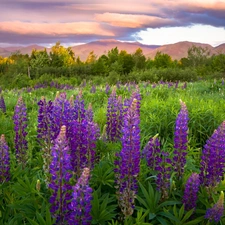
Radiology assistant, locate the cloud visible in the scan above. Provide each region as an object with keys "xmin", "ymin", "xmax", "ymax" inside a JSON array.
[
  {"xmin": 95, "ymin": 13, "xmax": 178, "ymax": 28},
  {"xmin": 0, "ymin": 0, "xmax": 225, "ymax": 46},
  {"xmin": 0, "ymin": 21, "xmax": 114, "ymax": 36}
]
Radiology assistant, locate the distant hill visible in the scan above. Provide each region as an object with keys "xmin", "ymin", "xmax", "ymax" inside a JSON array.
[
  {"xmin": 0, "ymin": 39, "xmax": 224, "ymax": 60},
  {"xmin": 70, "ymin": 39, "xmax": 159, "ymax": 60},
  {"xmin": 145, "ymin": 41, "xmax": 223, "ymax": 60}
]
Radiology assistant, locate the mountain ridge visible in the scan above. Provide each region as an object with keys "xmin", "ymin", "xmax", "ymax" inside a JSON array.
[{"xmin": 0, "ymin": 39, "xmax": 224, "ymax": 60}]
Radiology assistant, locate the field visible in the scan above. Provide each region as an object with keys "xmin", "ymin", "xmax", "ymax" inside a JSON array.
[{"xmin": 1, "ymin": 79, "xmax": 225, "ymax": 224}]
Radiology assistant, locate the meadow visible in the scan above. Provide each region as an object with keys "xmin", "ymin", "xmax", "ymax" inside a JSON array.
[{"xmin": 1, "ymin": 79, "xmax": 225, "ymax": 225}]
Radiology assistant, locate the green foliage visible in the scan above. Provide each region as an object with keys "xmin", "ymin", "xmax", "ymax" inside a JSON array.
[{"xmin": 91, "ymin": 190, "xmax": 117, "ymax": 225}]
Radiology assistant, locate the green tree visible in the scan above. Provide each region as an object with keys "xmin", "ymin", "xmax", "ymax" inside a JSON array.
[
  {"xmin": 211, "ymin": 54, "xmax": 225, "ymax": 72},
  {"xmin": 50, "ymin": 42, "xmax": 75, "ymax": 67},
  {"xmin": 153, "ymin": 51, "xmax": 173, "ymax": 68},
  {"xmin": 186, "ymin": 45, "xmax": 211, "ymax": 68},
  {"xmin": 29, "ymin": 49, "xmax": 50, "ymax": 68},
  {"xmin": 118, "ymin": 50, "xmax": 134, "ymax": 74},
  {"xmin": 132, "ymin": 48, "xmax": 146, "ymax": 70}
]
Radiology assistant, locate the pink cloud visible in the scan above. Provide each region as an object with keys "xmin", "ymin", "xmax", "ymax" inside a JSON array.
[
  {"xmin": 0, "ymin": 21, "xmax": 115, "ymax": 36},
  {"xmin": 95, "ymin": 13, "xmax": 175, "ymax": 28}
]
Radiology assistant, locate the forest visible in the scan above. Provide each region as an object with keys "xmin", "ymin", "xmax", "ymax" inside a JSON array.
[{"xmin": 0, "ymin": 41, "xmax": 225, "ymax": 89}]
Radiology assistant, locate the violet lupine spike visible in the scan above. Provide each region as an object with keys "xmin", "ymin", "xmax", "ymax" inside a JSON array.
[
  {"xmin": 69, "ymin": 168, "xmax": 92, "ymax": 225},
  {"xmin": 86, "ymin": 103, "xmax": 94, "ymax": 122},
  {"xmin": 13, "ymin": 96, "xmax": 28, "ymax": 166},
  {"xmin": 106, "ymin": 89, "xmax": 124, "ymax": 142},
  {"xmin": 173, "ymin": 100, "xmax": 189, "ymax": 179},
  {"xmin": 70, "ymin": 118, "xmax": 99, "ymax": 177},
  {"xmin": 51, "ymin": 92, "xmax": 74, "ymax": 140},
  {"xmin": 49, "ymin": 125, "xmax": 72, "ymax": 225},
  {"xmin": 182, "ymin": 173, "xmax": 200, "ymax": 211},
  {"xmin": 74, "ymin": 91, "xmax": 86, "ymax": 122},
  {"xmin": 205, "ymin": 191, "xmax": 224, "ymax": 223},
  {"xmin": 0, "ymin": 134, "xmax": 10, "ymax": 182},
  {"xmin": 142, "ymin": 134, "xmax": 161, "ymax": 171},
  {"xmin": 0, "ymin": 95, "xmax": 6, "ymax": 113},
  {"xmin": 200, "ymin": 121, "xmax": 225, "ymax": 190},
  {"xmin": 86, "ymin": 121, "xmax": 100, "ymax": 169},
  {"xmin": 155, "ymin": 151, "xmax": 172, "ymax": 201},
  {"xmin": 115, "ymin": 98, "xmax": 140, "ymax": 217},
  {"xmin": 37, "ymin": 96, "xmax": 54, "ymax": 185}
]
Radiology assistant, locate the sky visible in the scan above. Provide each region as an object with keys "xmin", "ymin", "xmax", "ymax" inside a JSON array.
[{"xmin": 0, "ymin": 0, "xmax": 225, "ymax": 47}]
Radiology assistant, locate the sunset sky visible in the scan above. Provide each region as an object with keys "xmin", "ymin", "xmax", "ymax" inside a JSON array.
[{"xmin": 1, "ymin": 0, "xmax": 225, "ymax": 47}]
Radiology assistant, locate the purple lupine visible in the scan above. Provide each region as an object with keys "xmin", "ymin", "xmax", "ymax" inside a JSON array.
[
  {"xmin": 0, "ymin": 134, "xmax": 10, "ymax": 182},
  {"xmin": 70, "ymin": 117, "xmax": 99, "ymax": 177},
  {"xmin": 86, "ymin": 103, "xmax": 94, "ymax": 122},
  {"xmin": 115, "ymin": 98, "xmax": 140, "ymax": 216},
  {"xmin": 90, "ymin": 85, "xmax": 96, "ymax": 93},
  {"xmin": 51, "ymin": 92, "xmax": 74, "ymax": 140},
  {"xmin": 13, "ymin": 96, "xmax": 28, "ymax": 166},
  {"xmin": 205, "ymin": 191, "xmax": 224, "ymax": 223},
  {"xmin": 142, "ymin": 135, "xmax": 161, "ymax": 171},
  {"xmin": 37, "ymin": 96, "xmax": 54, "ymax": 185},
  {"xmin": 105, "ymin": 84, "xmax": 111, "ymax": 95},
  {"xmin": 49, "ymin": 125, "xmax": 72, "ymax": 225},
  {"xmin": 173, "ymin": 100, "xmax": 189, "ymax": 179},
  {"xmin": 200, "ymin": 121, "xmax": 225, "ymax": 190},
  {"xmin": 74, "ymin": 91, "xmax": 86, "ymax": 122},
  {"xmin": 182, "ymin": 173, "xmax": 200, "ymax": 211},
  {"xmin": 155, "ymin": 151, "xmax": 172, "ymax": 200},
  {"xmin": 106, "ymin": 89, "xmax": 123, "ymax": 142},
  {"xmin": 69, "ymin": 168, "xmax": 92, "ymax": 225},
  {"xmin": 0, "ymin": 95, "xmax": 6, "ymax": 113}
]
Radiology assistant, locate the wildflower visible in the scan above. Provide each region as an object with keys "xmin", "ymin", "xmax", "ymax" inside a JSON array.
[
  {"xmin": 200, "ymin": 121, "xmax": 225, "ymax": 190},
  {"xmin": 205, "ymin": 191, "xmax": 224, "ymax": 223},
  {"xmin": 49, "ymin": 126, "xmax": 72, "ymax": 225},
  {"xmin": 182, "ymin": 173, "xmax": 200, "ymax": 211},
  {"xmin": 13, "ymin": 96, "xmax": 28, "ymax": 166},
  {"xmin": 106, "ymin": 89, "xmax": 123, "ymax": 142},
  {"xmin": 115, "ymin": 98, "xmax": 140, "ymax": 216},
  {"xmin": 0, "ymin": 134, "xmax": 10, "ymax": 182},
  {"xmin": 0, "ymin": 95, "xmax": 6, "ymax": 113},
  {"xmin": 142, "ymin": 134, "xmax": 161, "ymax": 170},
  {"xmin": 173, "ymin": 100, "xmax": 189, "ymax": 178},
  {"xmin": 69, "ymin": 168, "xmax": 92, "ymax": 225}
]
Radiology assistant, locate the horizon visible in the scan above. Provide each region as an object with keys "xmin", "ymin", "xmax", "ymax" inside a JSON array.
[
  {"xmin": 1, "ymin": 1, "xmax": 225, "ymax": 47},
  {"xmin": 1, "ymin": 39, "xmax": 224, "ymax": 49}
]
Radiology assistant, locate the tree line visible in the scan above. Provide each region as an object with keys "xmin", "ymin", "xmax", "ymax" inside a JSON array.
[{"xmin": 0, "ymin": 41, "xmax": 225, "ymax": 88}]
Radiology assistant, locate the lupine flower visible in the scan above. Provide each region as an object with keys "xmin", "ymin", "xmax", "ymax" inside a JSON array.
[
  {"xmin": 105, "ymin": 84, "xmax": 111, "ymax": 94},
  {"xmin": 106, "ymin": 89, "xmax": 123, "ymax": 142},
  {"xmin": 13, "ymin": 96, "xmax": 28, "ymax": 166},
  {"xmin": 173, "ymin": 100, "xmax": 189, "ymax": 179},
  {"xmin": 205, "ymin": 191, "xmax": 224, "ymax": 223},
  {"xmin": 200, "ymin": 121, "xmax": 225, "ymax": 190},
  {"xmin": 182, "ymin": 173, "xmax": 200, "ymax": 211},
  {"xmin": 86, "ymin": 103, "xmax": 94, "ymax": 122},
  {"xmin": 69, "ymin": 168, "xmax": 92, "ymax": 225},
  {"xmin": 74, "ymin": 91, "xmax": 86, "ymax": 122},
  {"xmin": 155, "ymin": 151, "xmax": 172, "ymax": 200},
  {"xmin": 0, "ymin": 95, "xmax": 6, "ymax": 113},
  {"xmin": 0, "ymin": 134, "xmax": 10, "ymax": 182},
  {"xmin": 142, "ymin": 135, "xmax": 172, "ymax": 200},
  {"xmin": 70, "ymin": 118, "xmax": 99, "ymax": 177},
  {"xmin": 142, "ymin": 134, "xmax": 161, "ymax": 171},
  {"xmin": 37, "ymin": 96, "xmax": 54, "ymax": 185},
  {"xmin": 115, "ymin": 98, "xmax": 140, "ymax": 217},
  {"xmin": 51, "ymin": 92, "xmax": 74, "ymax": 140},
  {"xmin": 49, "ymin": 125, "xmax": 72, "ymax": 225},
  {"xmin": 90, "ymin": 85, "xmax": 96, "ymax": 93}
]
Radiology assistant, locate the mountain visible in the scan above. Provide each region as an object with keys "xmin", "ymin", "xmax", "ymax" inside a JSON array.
[
  {"xmin": 145, "ymin": 41, "xmax": 219, "ymax": 60},
  {"xmin": 70, "ymin": 39, "xmax": 159, "ymax": 60},
  {"xmin": 0, "ymin": 40, "xmax": 224, "ymax": 60}
]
